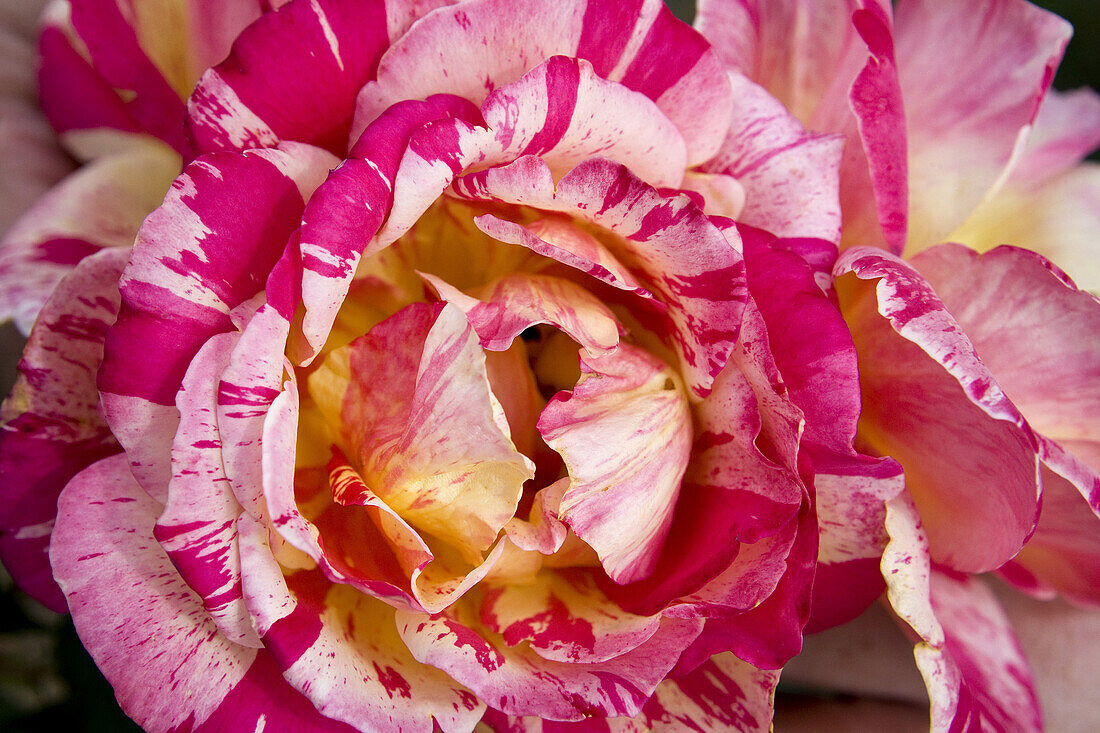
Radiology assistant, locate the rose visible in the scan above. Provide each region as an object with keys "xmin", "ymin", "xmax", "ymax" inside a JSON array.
[
  {"xmin": 0, "ymin": 0, "xmax": 893, "ymax": 729},
  {"xmin": 704, "ymin": 0, "xmax": 1100, "ymax": 729}
]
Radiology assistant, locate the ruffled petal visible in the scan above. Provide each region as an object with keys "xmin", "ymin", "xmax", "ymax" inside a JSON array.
[
  {"xmin": 883, "ymin": 492, "xmax": 1042, "ymax": 732},
  {"xmin": 153, "ymin": 331, "xmax": 260, "ymax": 646},
  {"xmin": 396, "ymin": 605, "xmax": 702, "ymax": 721},
  {"xmin": 187, "ymin": 0, "xmax": 391, "ymax": 155},
  {"xmin": 308, "ymin": 302, "xmax": 533, "ymax": 556},
  {"xmin": 99, "ymin": 142, "xmax": 336, "ymax": 497},
  {"xmin": 836, "ymin": 247, "xmax": 1039, "ymax": 572},
  {"xmin": 640, "ymin": 652, "xmax": 778, "ymax": 733},
  {"xmin": 356, "ymin": 0, "xmax": 732, "ymax": 165}
]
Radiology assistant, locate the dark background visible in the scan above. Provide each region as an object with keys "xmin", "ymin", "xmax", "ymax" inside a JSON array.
[{"xmin": 0, "ymin": 1, "xmax": 1095, "ymax": 730}]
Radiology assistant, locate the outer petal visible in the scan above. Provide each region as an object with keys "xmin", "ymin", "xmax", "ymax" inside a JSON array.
[
  {"xmin": 947, "ymin": 162, "xmax": 1100, "ymax": 295},
  {"xmin": 0, "ymin": 247, "xmax": 126, "ymax": 611},
  {"xmin": 1004, "ymin": 87, "xmax": 1100, "ymax": 188},
  {"xmin": 695, "ymin": 1, "xmax": 907, "ymax": 251},
  {"xmin": 538, "ymin": 343, "xmax": 692, "ymax": 584},
  {"xmin": 0, "ymin": 138, "xmax": 179, "ymax": 333},
  {"xmin": 50, "ymin": 454, "xmax": 355, "ymax": 733},
  {"xmin": 187, "ymin": 0, "xmax": 390, "ymax": 155},
  {"xmin": 355, "ymin": 0, "xmax": 732, "ymax": 166},
  {"xmin": 152, "ymin": 331, "xmax": 259, "ymax": 646},
  {"xmin": 836, "ymin": 247, "xmax": 1039, "ymax": 572},
  {"xmin": 99, "ymin": 142, "xmax": 336, "ymax": 498},
  {"xmin": 882, "ymin": 492, "xmax": 1043, "ymax": 733},
  {"xmin": 896, "ymin": 0, "xmax": 1071, "ymax": 253},
  {"xmin": 909, "ymin": 244, "xmax": 1100, "ymax": 511}
]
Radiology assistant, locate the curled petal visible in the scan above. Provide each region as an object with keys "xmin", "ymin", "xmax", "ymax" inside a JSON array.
[
  {"xmin": 538, "ymin": 343, "xmax": 692, "ymax": 584},
  {"xmin": 836, "ymin": 247, "xmax": 1039, "ymax": 572}
]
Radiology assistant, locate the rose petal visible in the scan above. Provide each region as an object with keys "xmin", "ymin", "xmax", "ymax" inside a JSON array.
[
  {"xmin": 99, "ymin": 142, "xmax": 336, "ymax": 497},
  {"xmin": 479, "ymin": 55, "xmax": 688, "ymax": 188},
  {"xmin": 0, "ymin": 247, "xmax": 126, "ymax": 611},
  {"xmin": 187, "ymin": 0, "xmax": 391, "ymax": 155},
  {"xmin": 0, "ymin": 138, "xmax": 179, "ymax": 333},
  {"xmin": 454, "ymin": 155, "xmax": 747, "ymax": 397},
  {"xmin": 640, "ymin": 652, "xmax": 778, "ymax": 733},
  {"xmin": 896, "ymin": 0, "xmax": 1071, "ymax": 252},
  {"xmin": 309, "ymin": 302, "xmax": 533, "ymax": 556},
  {"xmin": 836, "ymin": 247, "xmax": 1040, "ymax": 572},
  {"xmin": 700, "ymin": 72, "xmax": 845, "ymax": 244},
  {"xmin": 396, "ymin": 605, "xmax": 702, "ymax": 721},
  {"xmin": 237, "ymin": 515, "xmax": 486, "ymax": 733},
  {"xmin": 538, "ymin": 343, "xmax": 692, "ymax": 584},
  {"xmin": 355, "ymin": 0, "xmax": 731, "ymax": 165},
  {"xmin": 50, "ymin": 454, "xmax": 354, "ymax": 732},
  {"xmin": 65, "ymin": 0, "xmax": 188, "ymax": 149},
  {"xmin": 423, "ymin": 271, "xmax": 622, "ymax": 355},
  {"xmin": 882, "ymin": 491, "xmax": 1043, "ymax": 732},
  {"xmin": 152, "ymin": 331, "xmax": 260, "ymax": 647},
  {"xmin": 481, "ymin": 571, "xmax": 662, "ymax": 665}
]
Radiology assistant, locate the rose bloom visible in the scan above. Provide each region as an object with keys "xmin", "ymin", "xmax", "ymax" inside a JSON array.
[{"xmin": 0, "ymin": 1, "xmax": 1097, "ymax": 732}]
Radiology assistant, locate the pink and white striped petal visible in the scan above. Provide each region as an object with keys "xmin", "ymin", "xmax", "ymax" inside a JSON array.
[
  {"xmin": 599, "ymin": 303, "xmax": 804, "ymax": 616},
  {"xmin": 424, "ymin": 272, "xmax": 621, "ymax": 354},
  {"xmin": 479, "ymin": 55, "xmax": 687, "ymax": 188},
  {"xmin": 481, "ymin": 571, "xmax": 663, "ymax": 664},
  {"xmin": 187, "ymin": 0, "xmax": 391, "ymax": 155},
  {"xmin": 296, "ymin": 94, "xmax": 483, "ymax": 360},
  {"xmin": 99, "ymin": 142, "xmax": 336, "ymax": 497},
  {"xmin": 836, "ymin": 247, "xmax": 1040, "ymax": 572},
  {"xmin": 153, "ymin": 331, "xmax": 259, "ymax": 647},
  {"xmin": 260, "ymin": 382, "xmax": 430, "ymax": 611},
  {"xmin": 0, "ymin": 138, "xmax": 178, "ymax": 333},
  {"xmin": 396, "ymin": 605, "xmax": 702, "ymax": 721},
  {"xmin": 308, "ymin": 302, "xmax": 533, "ymax": 556},
  {"xmin": 882, "ymin": 492, "xmax": 1043, "ymax": 733},
  {"xmin": 538, "ymin": 343, "xmax": 692, "ymax": 584},
  {"xmin": 639, "ymin": 652, "xmax": 778, "ymax": 732},
  {"xmin": 60, "ymin": 0, "xmax": 188, "ymax": 149},
  {"xmin": 701, "ymin": 72, "xmax": 845, "ymax": 244},
  {"xmin": 909, "ymin": 244, "xmax": 1100, "ymax": 516},
  {"xmin": 895, "ymin": 0, "xmax": 1071, "ymax": 252},
  {"xmin": 672, "ymin": 497, "xmax": 815, "ymax": 673},
  {"xmin": 355, "ymin": 0, "xmax": 731, "ymax": 166},
  {"xmin": 237, "ymin": 513, "xmax": 486, "ymax": 733},
  {"xmin": 0, "ymin": 247, "xmax": 127, "ymax": 612},
  {"xmin": 50, "ymin": 454, "xmax": 356, "ymax": 732}
]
